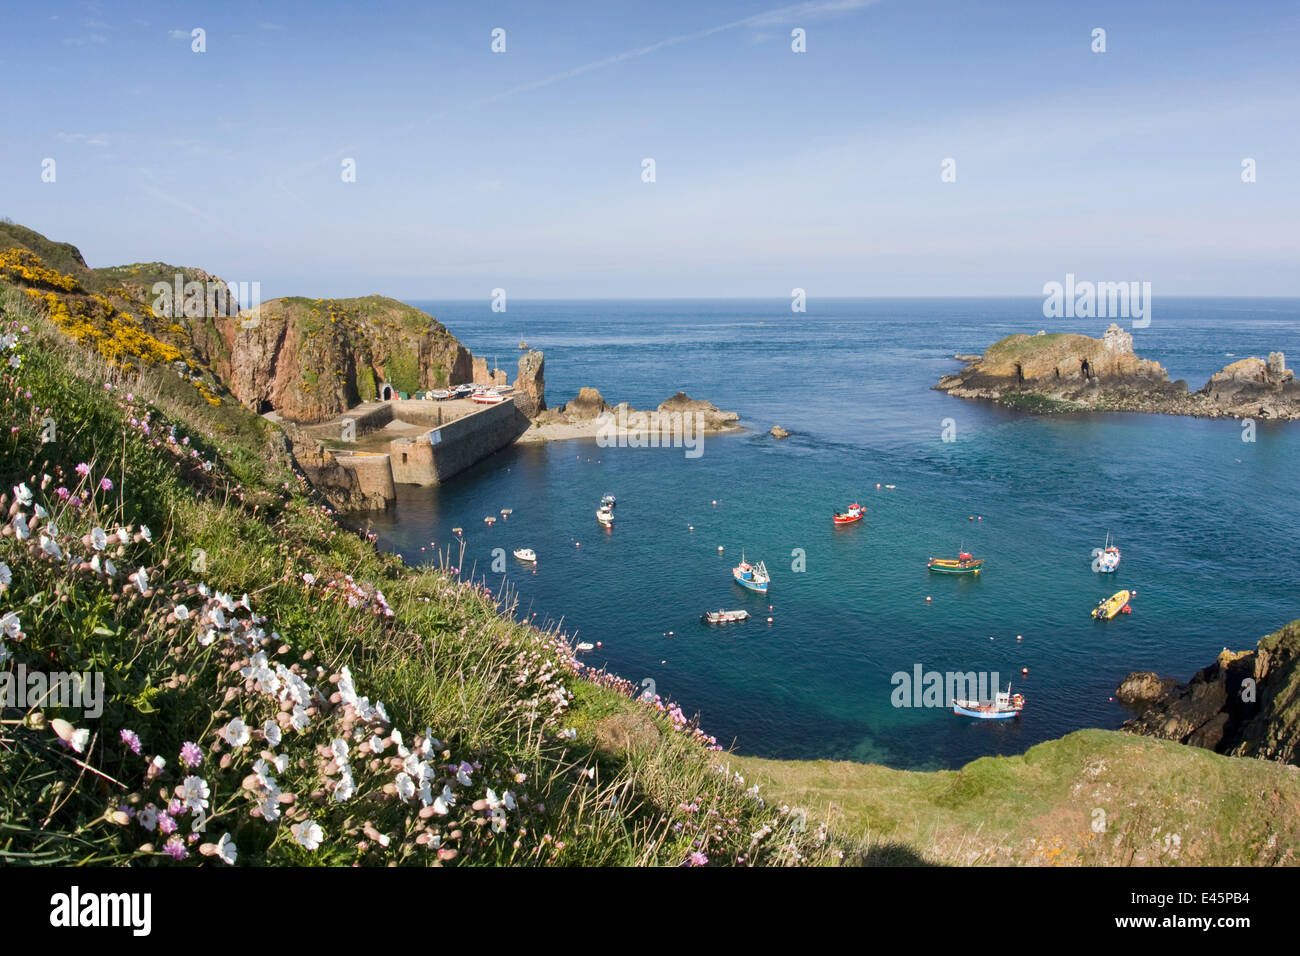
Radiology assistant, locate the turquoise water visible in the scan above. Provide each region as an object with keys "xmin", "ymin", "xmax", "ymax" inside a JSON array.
[{"xmin": 349, "ymin": 298, "xmax": 1300, "ymax": 770}]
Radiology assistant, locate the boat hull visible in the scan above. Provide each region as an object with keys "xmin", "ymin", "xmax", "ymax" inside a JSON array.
[
  {"xmin": 733, "ymin": 575, "xmax": 768, "ymax": 593},
  {"xmin": 928, "ymin": 559, "xmax": 983, "ymax": 575},
  {"xmin": 953, "ymin": 703, "xmax": 1021, "ymax": 719},
  {"xmin": 1092, "ymin": 589, "xmax": 1131, "ymax": 620}
]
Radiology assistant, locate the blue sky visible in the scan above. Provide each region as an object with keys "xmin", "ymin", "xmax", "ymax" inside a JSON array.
[{"xmin": 3, "ymin": 0, "xmax": 1299, "ymax": 298}]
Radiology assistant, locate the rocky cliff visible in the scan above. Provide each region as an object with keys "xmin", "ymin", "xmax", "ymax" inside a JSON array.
[
  {"xmin": 1118, "ymin": 618, "xmax": 1300, "ymax": 765},
  {"xmin": 213, "ymin": 296, "xmax": 475, "ymax": 423},
  {"xmin": 936, "ymin": 323, "xmax": 1300, "ymax": 419}
]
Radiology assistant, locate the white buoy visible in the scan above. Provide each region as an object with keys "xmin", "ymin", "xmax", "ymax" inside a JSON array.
[{"xmin": 718, "ymin": 545, "xmax": 724, "ymax": 552}]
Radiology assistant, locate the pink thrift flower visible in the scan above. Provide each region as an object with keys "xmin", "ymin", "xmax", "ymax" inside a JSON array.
[
  {"xmin": 120, "ymin": 729, "xmax": 141, "ymax": 755},
  {"xmin": 75, "ymin": 463, "xmax": 90, "ymax": 477},
  {"xmin": 99, "ymin": 478, "xmax": 113, "ymax": 492},
  {"xmin": 163, "ymin": 836, "xmax": 187, "ymax": 860},
  {"xmin": 180, "ymin": 741, "xmax": 203, "ymax": 768}
]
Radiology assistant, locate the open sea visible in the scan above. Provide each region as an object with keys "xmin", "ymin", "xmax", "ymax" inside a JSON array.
[{"xmin": 346, "ymin": 298, "xmax": 1300, "ymax": 770}]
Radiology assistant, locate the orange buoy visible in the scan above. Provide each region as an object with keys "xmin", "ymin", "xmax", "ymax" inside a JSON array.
[
  {"xmin": 1016, "ymin": 634, "xmax": 1022, "ymax": 641},
  {"xmin": 1021, "ymin": 667, "xmax": 1029, "ymax": 675}
]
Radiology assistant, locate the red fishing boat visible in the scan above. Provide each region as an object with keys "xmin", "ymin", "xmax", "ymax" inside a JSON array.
[{"xmin": 833, "ymin": 503, "xmax": 865, "ymax": 525}]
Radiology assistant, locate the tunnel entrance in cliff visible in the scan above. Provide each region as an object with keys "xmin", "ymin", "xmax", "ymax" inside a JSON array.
[
  {"xmin": 380, "ymin": 384, "xmax": 394, "ymax": 401},
  {"xmin": 1015, "ymin": 363, "xmax": 1024, "ymax": 385},
  {"xmin": 257, "ymin": 399, "xmax": 273, "ymax": 414},
  {"xmin": 1081, "ymin": 359, "xmax": 1091, "ymax": 379}
]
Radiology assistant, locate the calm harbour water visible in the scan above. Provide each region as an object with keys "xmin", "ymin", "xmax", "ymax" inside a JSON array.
[{"xmin": 347, "ymin": 298, "xmax": 1300, "ymax": 770}]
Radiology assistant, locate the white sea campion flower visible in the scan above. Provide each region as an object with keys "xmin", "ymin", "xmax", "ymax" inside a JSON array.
[
  {"xmin": 334, "ymin": 769, "xmax": 356, "ymax": 802},
  {"xmin": 13, "ymin": 515, "xmax": 30, "ymax": 540},
  {"xmin": 197, "ymin": 627, "xmax": 216, "ymax": 647},
  {"xmin": 221, "ymin": 718, "xmax": 250, "ymax": 748},
  {"xmin": 115, "ymin": 527, "xmax": 130, "ymax": 544},
  {"xmin": 292, "ymin": 820, "xmax": 323, "ymax": 850},
  {"xmin": 301, "ymin": 572, "xmax": 315, "ymax": 585},
  {"xmin": 216, "ymin": 832, "xmax": 237, "ymax": 865},
  {"xmin": 456, "ymin": 762, "xmax": 473, "ymax": 787},
  {"xmin": 39, "ymin": 535, "xmax": 63, "ymax": 561},
  {"xmin": 103, "ymin": 558, "xmax": 116, "ymax": 577},
  {"xmin": 174, "ymin": 604, "xmax": 190, "ymax": 620},
  {"xmin": 138, "ymin": 805, "xmax": 159, "ymax": 831},
  {"xmin": 503, "ymin": 791, "xmax": 517, "ymax": 811},
  {"xmin": 330, "ymin": 738, "xmax": 349, "ymax": 763},
  {"xmin": 395, "ymin": 772, "xmax": 416, "ymax": 802},
  {"xmin": 34, "ymin": 503, "xmax": 48, "ymax": 519},
  {"xmin": 91, "ymin": 527, "xmax": 108, "ymax": 551},
  {"xmin": 259, "ymin": 795, "xmax": 281, "ymax": 822},
  {"xmin": 291, "ymin": 706, "xmax": 310, "ymax": 730},
  {"xmin": 1, "ymin": 611, "xmax": 20, "ymax": 640},
  {"xmin": 263, "ymin": 721, "xmax": 281, "ymax": 747},
  {"xmin": 139, "ymin": 525, "xmax": 152, "ymax": 543},
  {"xmin": 0, "ymin": 562, "xmax": 10, "ymax": 586},
  {"xmin": 0, "ymin": 641, "xmax": 10, "ymax": 666},
  {"xmin": 130, "ymin": 567, "xmax": 149, "ymax": 592},
  {"xmin": 274, "ymin": 753, "xmax": 289, "ymax": 774},
  {"xmin": 13, "ymin": 483, "xmax": 32, "ymax": 507},
  {"xmin": 433, "ymin": 784, "xmax": 456, "ymax": 816},
  {"xmin": 180, "ymin": 775, "xmax": 211, "ymax": 812},
  {"xmin": 369, "ymin": 734, "xmax": 385, "ymax": 754}
]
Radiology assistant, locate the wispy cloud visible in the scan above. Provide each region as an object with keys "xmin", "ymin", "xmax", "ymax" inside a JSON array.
[
  {"xmin": 272, "ymin": 0, "xmax": 884, "ymax": 197},
  {"xmin": 56, "ymin": 131, "xmax": 110, "ymax": 147}
]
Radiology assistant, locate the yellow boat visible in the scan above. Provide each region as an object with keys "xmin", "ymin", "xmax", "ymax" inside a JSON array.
[{"xmin": 1091, "ymin": 589, "xmax": 1131, "ymax": 620}]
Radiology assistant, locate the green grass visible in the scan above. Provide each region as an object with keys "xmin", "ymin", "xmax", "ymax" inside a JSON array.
[
  {"xmin": 0, "ymin": 280, "xmax": 833, "ymax": 867},
  {"xmin": 731, "ymin": 729, "xmax": 1300, "ymax": 865}
]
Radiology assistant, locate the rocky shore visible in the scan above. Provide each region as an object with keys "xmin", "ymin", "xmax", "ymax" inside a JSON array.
[
  {"xmin": 520, "ymin": 387, "xmax": 741, "ymax": 443},
  {"xmin": 1117, "ymin": 618, "xmax": 1300, "ymax": 765},
  {"xmin": 935, "ymin": 323, "xmax": 1300, "ymax": 420}
]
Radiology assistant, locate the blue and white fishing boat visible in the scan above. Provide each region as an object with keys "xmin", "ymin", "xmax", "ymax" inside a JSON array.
[
  {"xmin": 732, "ymin": 555, "xmax": 770, "ymax": 594},
  {"xmin": 952, "ymin": 684, "xmax": 1024, "ymax": 720}
]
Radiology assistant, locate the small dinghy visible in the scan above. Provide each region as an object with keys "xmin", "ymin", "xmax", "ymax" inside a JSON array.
[
  {"xmin": 1092, "ymin": 589, "xmax": 1132, "ymax": 620},
  {"xmin": 483, "ymin": 516, "xmax": 496, "ymax": 525},
  {"xmin": 513, "ymin": 548, "xmax": 537, "ymax": 563},
  {"xmin": 575, "ymin": 641, "xmax": 594, "ymax": 652},
  {"xmin": 702, "ymin": 609, "xmax": 750, "ymax": 624}
]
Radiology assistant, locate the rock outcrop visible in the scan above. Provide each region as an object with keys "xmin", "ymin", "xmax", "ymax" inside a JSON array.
[
  {"xmin": 937, "ymin": 324, "xmax": 1300, "ymax": 420},
  {"xmin": 511, "ymin": 350, "xmax": 545, "ymax": 418},
  {"xmin": 535, "ymin": 388, "xmax": 741, "ymax": 433},
  {"xmin": 770, "ymin": 425, "xmax": 790, "ymax": 439},
  {"xmin": 656, "ymin": 391, "xmax": 741, "ymax": 430},
  {"xmin": 215, "ymin": 296, "xmax": 474, "ymax": 424},
  {"xmin": 1119, "ymin": 619, "xmax": 1300, "ymax": 765}
]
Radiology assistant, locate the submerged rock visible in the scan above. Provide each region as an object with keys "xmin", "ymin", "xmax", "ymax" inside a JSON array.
[{"xmin": 770, "ymin": 425, "xmax": 790, "ymax": 439}]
